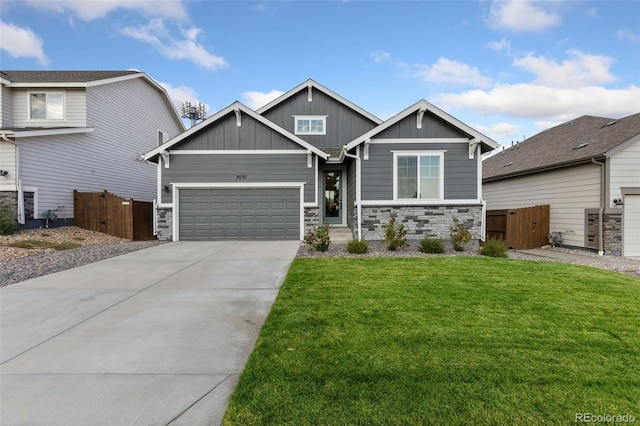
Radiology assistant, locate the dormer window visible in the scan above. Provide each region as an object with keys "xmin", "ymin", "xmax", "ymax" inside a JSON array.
[
  {"xmin": 29, "ymin": 92, "xmax": 64, "ymax": 120},
  {"xmin": 294, "ymin": 115, "xmax": 326, "ymax": 135}
]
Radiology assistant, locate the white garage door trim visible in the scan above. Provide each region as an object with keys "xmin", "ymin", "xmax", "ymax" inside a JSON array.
[
  {"xmin": 623, "ymin": 192, "xmax": 640, "ymax": 258},
  {"xmin": 172, "ymin": 182, "xmax": 305, "ymax": 242}
]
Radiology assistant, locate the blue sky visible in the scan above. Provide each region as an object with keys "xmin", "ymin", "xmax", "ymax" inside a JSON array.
[{"xmin": 1, "ymin": 0, "xmax": 639, "ymax": 149}]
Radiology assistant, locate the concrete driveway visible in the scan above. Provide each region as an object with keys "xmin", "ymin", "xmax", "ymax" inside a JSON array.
[{"xmin": 0, "ymin": 240, "xmax": 300, "ymax": 426}]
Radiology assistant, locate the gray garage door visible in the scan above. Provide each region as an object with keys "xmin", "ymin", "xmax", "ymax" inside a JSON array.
[{"xmin": 178, "ymin": 187, "xmax": 300, "ymax": 240}]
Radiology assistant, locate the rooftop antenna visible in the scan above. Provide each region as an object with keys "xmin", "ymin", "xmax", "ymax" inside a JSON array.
[{"xmin": 181, "ymin": 101, "xmax": 206, "ymax": 127}]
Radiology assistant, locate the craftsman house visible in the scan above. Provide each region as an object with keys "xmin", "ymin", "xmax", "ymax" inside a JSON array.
[{"xmin": 143, "ymin": 79, "xmax": 498, "ymax": 242}]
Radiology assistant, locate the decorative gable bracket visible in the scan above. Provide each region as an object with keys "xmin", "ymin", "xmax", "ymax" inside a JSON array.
[
  {"xmin": 469, "ymin": 139, "xmax": 479, "ymax": 159},
  {"xmin": 307, "ymin": 84, "xmax": 313, "ymax": 102},
  {"xmin": 417, "ymin": 106, "xmax": 427, "ymax": 130},
  {"xmin": 364, "ymin": 139, "xmax": 371, "ymax": 160},
  {"xmin": 307, "ymin": 151, "xmax": 313, "ymax": 168},
  {"xmin": 234, "ymin": 107, "xmax": 242, "ymax": 127},
  {"xmin": 160, "ymin": 150, "xmax": 170, "ymax": 168}
]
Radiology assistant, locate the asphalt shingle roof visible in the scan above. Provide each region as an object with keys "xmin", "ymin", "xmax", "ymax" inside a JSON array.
[
  {"xmin": 0, "ymin": 70, "xmax": 139, "ymax": 83},
  {"xmin": 483, "ymin": 113, "xmax": 640, "ymax": 181}
]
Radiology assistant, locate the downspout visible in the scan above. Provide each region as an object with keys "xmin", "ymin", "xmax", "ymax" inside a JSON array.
[
  {"xmin": 1, "ymin": 133, "xmax": 24, "ymax": 224},
  {"xmin": 343, "ymin": 145, "xmax": 362, "ymax": 240},
  {"xmin": 591, "ymin": 158, "xmax": 605, "ymax": 256}
]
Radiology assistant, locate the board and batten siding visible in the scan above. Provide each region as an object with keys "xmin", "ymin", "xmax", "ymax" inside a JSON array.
[
  {"xmin": 161, "ymin": 154, "xmax": 316, "ymax": 205},
  {"xmin": 376, "ymin": 112, "xmax": 469, "ymax": 139},
  {"xmin": 1, "ymin": 84, "xmax": 12, "ymax": 128},
  {"xmin": 609, "ymin": 135, "xmax": 640, "ymax": 206},
  {"xmin": 173, "ymin": 112, "xmax": 306, "ymax": 151},
  {"xmin": 261, "ymin": 90, "xmax": 378, "ymax": 148},
  {"xmin": 11, "ymin": 88, "xmax": 87, "ymax": 128},
  {"xmin": 16, "ymin": 77, "xmax": 183, "ymax": 218},
  {"xmin": 0, "ymin": 141, "xmax": 17, "ymax": 191},
  {"xmin": 360, "ymin": 142, "xmax": 477, "ymax": 201},
  {"xmin": 483, "ymin": 163, "xmax": 601, "ymax": 248}
]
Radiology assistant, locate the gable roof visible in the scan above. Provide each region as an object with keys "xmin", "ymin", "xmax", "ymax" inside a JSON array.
[
  {"xmin": 0, "ymin": 70, "xmax": 139, "ymax": 84},
  {"xmin": 143, "ymin": 101, "xmax": 329, "ymax": 162},
  {"xmin": 483, "ymin": 113, "xmax": 640, "ymax": 182},
  {"xmin": 256, "ymin": 79, "xmax": 383, "ymax": 125},
  {"xmin": 1, "ymin": 70, "xmax": 185, "ymax": 132},
  {"xmin": 345, "ymin": 99, "xmax": 499, "ymax": 152}
]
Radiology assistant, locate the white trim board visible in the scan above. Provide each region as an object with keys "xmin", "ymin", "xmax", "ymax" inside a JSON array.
[
  {"xmin": 169, "ymin": 150, "xmax": 309, "ymax": 155},
  {"xmin": 360, "ymin": 199, "xmax": 482, "ymax": 207}
]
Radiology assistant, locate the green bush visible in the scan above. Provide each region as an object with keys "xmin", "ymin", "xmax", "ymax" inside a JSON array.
[
  {"xmin": 418, "ymin": 236, "xmax": 445, "ymax": 254},
  {"xmin": 383, "ymin": 217, "xmax": 408, "ymax": 251},
  {"xmin": 303, "ymin": 223, "xmax": 331, "ymax": 252},
  {"xmin": 480, "ymin": 238, "xmax": 508, "ymax": 258},
  {"xmin": 347, "ymin": 239, "xmax": 369, "ymax": 254},
  {"xmin": 0, "ymin": 203, "xmax": 19, "ymax": 235},
  {"xmin": 450, "ymin": 219, "xmax": 472, "ymax": 252}
]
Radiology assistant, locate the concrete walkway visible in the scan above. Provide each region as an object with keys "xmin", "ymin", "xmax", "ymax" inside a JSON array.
[{"xmin": 0, "ymin": 240, "xmax": 300, "ymax": 426}]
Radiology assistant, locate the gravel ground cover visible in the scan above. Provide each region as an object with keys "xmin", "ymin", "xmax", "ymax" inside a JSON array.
[
  {"xmin": 0, "ymin": 227, "xmax": 164, "ymax": 287},
  {"xmin": 297, "ymin": 241, "xmax": 640, "ymax": 279}
]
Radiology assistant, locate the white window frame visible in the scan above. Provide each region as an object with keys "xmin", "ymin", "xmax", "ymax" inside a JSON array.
[
  {"xmin": 392, "ymin": 150, "xmax": 445, "ymax": 201},
  {"xmin": 28, "ymin": 91, "xmax": 65, "ymax": 120},
  {"xmin": 157, "ymin": 129, "xmax": 169, "ymax": 146},
  {"xmin": 293, "ymin": 115, "xmax": 327, "ymax": 135}
]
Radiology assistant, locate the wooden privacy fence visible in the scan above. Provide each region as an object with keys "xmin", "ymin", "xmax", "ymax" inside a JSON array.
[
  {"xmin": 486, "ymin": 204, "xmax": 550, "ymax": 250},
  {"xmin": 73, "ymin": 190, "xmax": 155, "ymax": 241}
]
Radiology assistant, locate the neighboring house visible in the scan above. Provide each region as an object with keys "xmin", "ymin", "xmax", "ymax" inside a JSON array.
[
  {"xmin": 0, "ymin": 70, "xmax": 185, "ymax": 228},
  {"xmin": 143, "ymin": 79, "xmax": 497, "ymax": 242},
  {"xmin": 483, "ymin": 113, "xmax": 640, "ymax": 257}
]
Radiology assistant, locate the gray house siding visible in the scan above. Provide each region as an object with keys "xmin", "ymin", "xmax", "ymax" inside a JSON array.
[
  {"xmin": 172, "ymin": 113, "xmax": 307, "ymax": 151},
  {"xmin": 261, "ymin": 90, "xmax": 378, "ymax": 148},
  {"xmin": 360, "ymin": 142, "xmax": 477, "ymax": 201},
  {"xmin": 376, "ymin": 112, "xmax": 469, "ymax": 139},
  {"xmin": 16, "ymin": 77, "xmax": 182, "ymax": 219},
  {"xmin": 161, "ymin": 154, "xmax": 316, "ymax": 205},
  {"xmin": 1, "ymin": 84, "xmax": 12, "ymax": 128}
]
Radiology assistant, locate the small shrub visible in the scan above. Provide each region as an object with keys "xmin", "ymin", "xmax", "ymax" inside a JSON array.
[
  {"xmin": 303, "ymin": 223, "xmax": 331, "ymax": 252},
  {"xmin": 347, "ymin": 239, "xmax": 369, "ymax": 254},
  {"xmin": 419, "ymin": 236, "xmax": 445, "ymax": 254},
  {"xmin": 0, "ymin": 203, "xmax": 19, "ymax": 235},
  {"xmin": 450, "ymin": 219, "xmax": 472, "ymax": 252},
  {"xmin": 480, "ymin": 238, "xmax": 508, "ymax": 258},
  {"xmin": 383, "ymin": 217, "xmax": 408, "ymax": 251}
]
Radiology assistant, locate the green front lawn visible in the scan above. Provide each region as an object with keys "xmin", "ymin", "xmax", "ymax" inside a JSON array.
[{"xmin": 224, "ymin": 257, "xmax": 640, "ymax": 425}]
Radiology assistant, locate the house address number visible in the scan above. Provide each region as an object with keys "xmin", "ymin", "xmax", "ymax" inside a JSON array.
[{"xmin": 236, "ymin": 174, "xmax": 247, "ymax": 180}]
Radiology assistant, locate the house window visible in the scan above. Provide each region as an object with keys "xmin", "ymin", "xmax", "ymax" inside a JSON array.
[
  {"xmin": 158, "ymin": 130, "xmax": 168, "ymax": 146},
  {"xmin": 29, "ymin": 92, "xmax": 64, "ymax": 120},
  {"xmin": 394, "ymin": 151, "xmax": 444, "ymax": 199},
  {"xmin": 294, "ymin": 116, "xmax": 326, "ymax": 135}
]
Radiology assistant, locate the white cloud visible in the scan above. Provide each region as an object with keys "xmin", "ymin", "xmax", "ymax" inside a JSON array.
[
  {"xmin": 416, "ymin": 58, "xmax": 492, "ymax": 88},
  {"xmin": 121, "ymin": 19, "xmax": 227, "ymax": 70},
  {"xmin": 474, "ymin": 122, "xmax": 521, "ymax": 141},
  {"xmin": 241, "ymin": 90, "xmax": 285, "ymax": 110},
  {"xmin": 25, "ymin": 0, "xmax": 188, "ymax": 21},
  {"xmin": 0, "ymin": 21, "xmax": 49, "ymax": 66},
  {"xmin": 488, "ymin": 0, "xmax": 561, "ymax": 32},
  {"xmin": 370, "ymin": 50, "xmax": 391, "ymax": 64},
  {"xmin": 617, "ymin": 28, "xmax": 640, "ymax": 44},
  {"xmin": 514, "ymin": 49, "xmax": 617, "ymax": 87},
  {"xmin": 486, "ymin": 38, "xmax": 511, "ymax": 53},
  {"xmin": 158, "ymin": 81, "xmax": 210, "ymax": 117},
  {"xmin": 434, "ymin": 83, "xmax": 640, "ymax": 121}
]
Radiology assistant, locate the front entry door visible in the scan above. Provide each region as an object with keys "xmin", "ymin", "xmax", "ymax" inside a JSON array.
[{"xmin": 323, "ymin": 170, "xmax": 343, "ymax": 225}]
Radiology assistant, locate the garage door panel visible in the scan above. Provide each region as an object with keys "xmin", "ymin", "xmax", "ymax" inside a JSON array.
[
  {"xmin": 179, "ymin": 187, "xmax": 300, "ymax": 240},
  {"xmin": 624, "ymin": 195, "xmax": 640, "ymax": 257}
]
